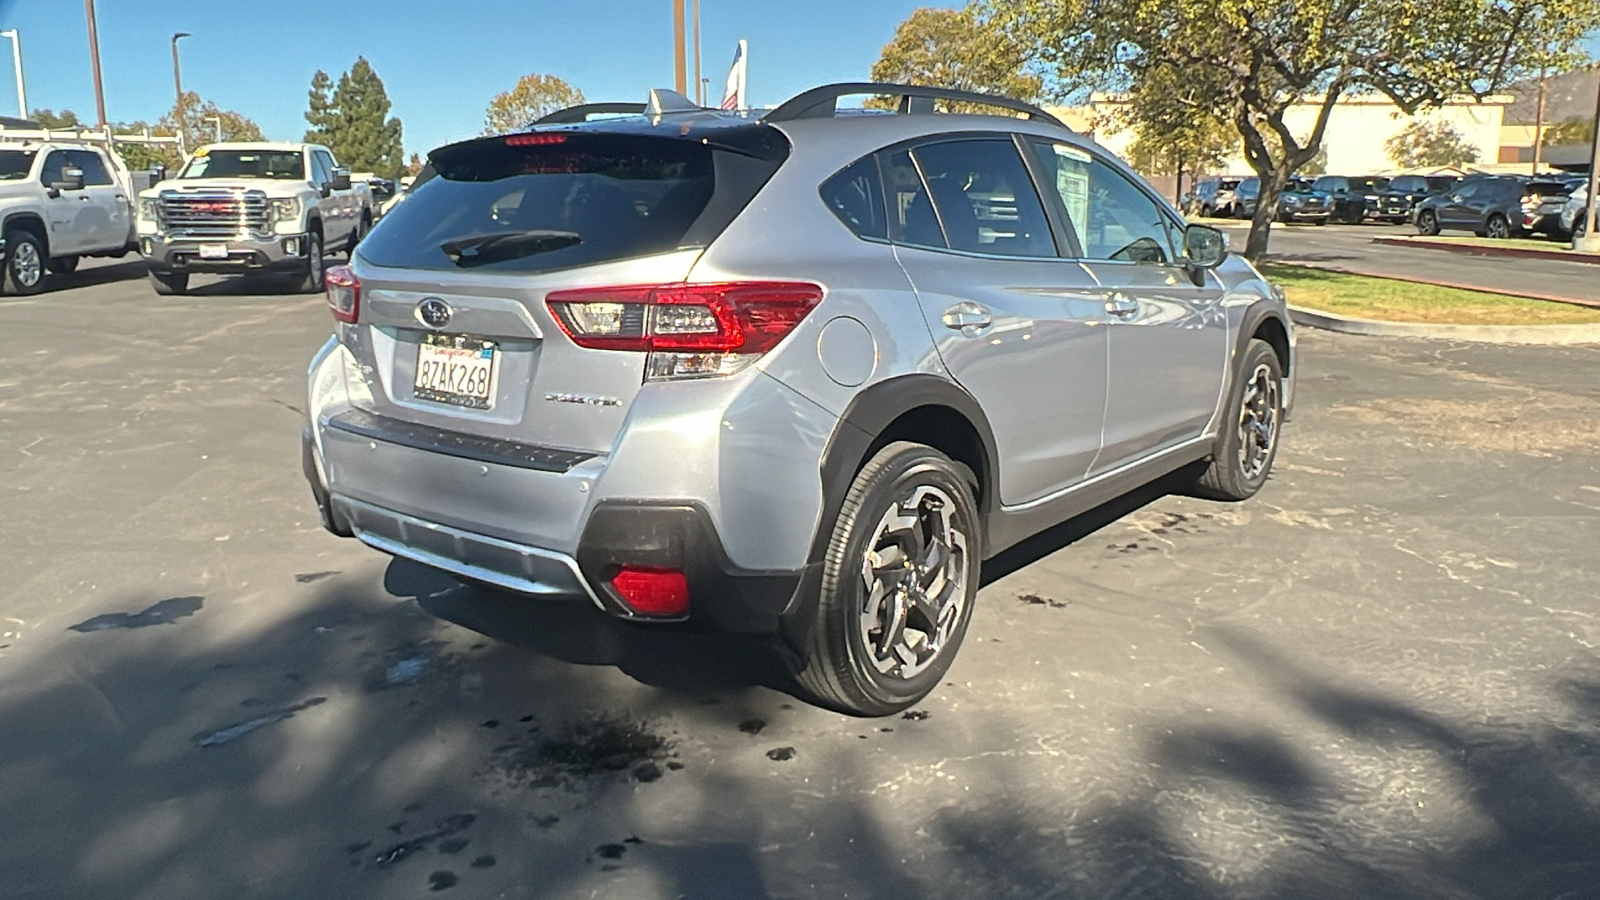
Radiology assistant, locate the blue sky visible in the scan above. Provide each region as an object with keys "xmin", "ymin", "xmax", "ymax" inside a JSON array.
[
  {"xmin": 0, "ymin": 0, "xmax": 953, "ymax": 155},
  {"xmin": 1, "ymin": 2, "xmax": 1595, "ymax": 158}
]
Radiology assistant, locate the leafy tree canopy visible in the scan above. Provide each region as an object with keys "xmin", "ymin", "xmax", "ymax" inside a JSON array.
[
  {"xmin": 1385, "ymin": 120, "xmax": 1481, "ymax": 167},
  {"xmin": 484, "ymin": 74, "xmax": 585, "ymax": 134},
  {"xmin": 30, "ymin": 108, "xmax": 83, "ymax": 129},
  {"xmin": 868, "ymin": 6, "xmax": 1042, "ymax": 109},
  {"xmin": 305, "ymin": 57, "xmax": 406, "ymax": 178},
  {"xmin": 995, "ymin": 0, "xmax": 1600, "ymax": 259}
]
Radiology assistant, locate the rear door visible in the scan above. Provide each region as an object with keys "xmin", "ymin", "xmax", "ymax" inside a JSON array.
[
  {"xmin": 885, "ymin": 136, "xmax": 1108, "ymax": 506},
  {"xmin": 1024, "ymin": 139, "xmax": 1228, "ymax": 474},
  {"xmin": 344, "ymin": 130, "xmax": 772, "ymax": 455}
]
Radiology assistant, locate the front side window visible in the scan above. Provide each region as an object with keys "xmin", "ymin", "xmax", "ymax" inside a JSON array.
[
  {"xmin": 180, "ymin": 150, "xmax": 306, "ymax": 180},
  {"xmin": 39, "ymin": 150, "xmax": 68, "ymax": 186},
  {"xmin": 819, "ymin": 156, "xmax": 886, "ymax": 240},
  {"xmin": 907, "ymin": 138, "xmax": 1056, "ymax": 258},
  {"xmin": 67, "ymin": 150, "xmax": 113, "ymax": 185},
  {"xmin": 314, "ymin": 151, "xmax": 337, "ymax": 183},
  {"xmin": 1026, "ymin": 139, "xmax": 1175, "ymax": 264},
  {"xmin": 0, "ymin": 149, "xmax": 36, "ymax": 181}
]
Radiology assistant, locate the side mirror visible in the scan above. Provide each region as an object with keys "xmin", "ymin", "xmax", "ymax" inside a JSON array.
[
  {"xmin": 52, "ymin": 168, "xmax": 86, "ymax": 192},
  {"xmin": 1184, "ymin": 224, "xmax": 1228, "ymax": 269},
  {"xmin": 330, "ymin": 167, "xmax": 352, "ymax": 192},
  {"xmin": 150, "ymin": 165, "xmax": 167, "ymax": 183}
]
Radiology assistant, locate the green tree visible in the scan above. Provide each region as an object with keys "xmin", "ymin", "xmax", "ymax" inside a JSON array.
[
  {"xmin": 164, "ymin": 91, "xmax": 265, "ymax": 148},
  {"xmin": 868, "ymin": 6, "xmax": 1042, "ymax": 109},
  {"xmin": 1542, "ymin": 114, "xmax": 1596, "ymax": 148},
  {"xmin": 30, "ymin": 108, "xmax": 83, "ymax": 130},
  {"xmin": 1385, "ymin": 120, "xmax": 1480, "ymax": 167},
  {"xmin": 110, "ymin": 120, "xmax": 179, "ymax": 171},
  {"xmin": 484, "ymin": 74, "xmax": 584, "ymax": 134},
  {"xmin": 303, "ymin": 58, "xmax": 405, "ymax": 177},
  {"xmin": 998, "ymin": 0, "xmax": 1600, "ymax": 260},
  {"xmin": 1121, "ymin": 67, "xmax": 1235, "ymax": 203},
  {"xmin": 406, "ymin": 152, "xmax": 425, "ymax": 176}
]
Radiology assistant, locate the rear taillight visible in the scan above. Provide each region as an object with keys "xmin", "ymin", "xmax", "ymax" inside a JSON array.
[
  {"xmin": 546, "ymin": 282, "xmax": 824, "ymax": 381},
  {"xmin": 326, "ymin": 265, "xmax": 360, "ymax": 324}
]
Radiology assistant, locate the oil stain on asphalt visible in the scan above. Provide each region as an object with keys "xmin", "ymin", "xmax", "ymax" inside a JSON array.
[
  {"xmin": 68, "ymin": 596, "xmax": 203, "ymax": 632},
  {"xmin": 492, "ymin": 713, "xmax": 675, "ymax": 790}
]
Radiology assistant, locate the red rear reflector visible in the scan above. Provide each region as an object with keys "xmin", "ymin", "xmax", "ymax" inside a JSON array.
[
  {"xmin": 326, "ymin": 265, "xmax": 359, "ymax": 323},
  {"xmin": 611, "ymin": 566, "xmax": 690, "ymax": 617},
  {"xmin": 505, "ymin": 133, "xmax": 568, "ymax": 147}
]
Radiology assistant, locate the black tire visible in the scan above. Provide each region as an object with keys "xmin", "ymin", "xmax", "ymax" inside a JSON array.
[
  {"xmin": 349, "ymin": 213, "xmax": 371, "ymax": 253},
  {"xmin": 48, "ymin": 255, "xmax": 80, "ymax": 275},
  {"xmin": 1312, "ymin": 217, "xmax": 1328, "ymax": 226},
  {"xmin": 148, "ymin": 270, "xmax": 189, "ymax": 295},
  {"xmin": 1485, "ymin": 214, "xmax": 1510, "ymax": 240},
  {"xmin": 2, "ymin": 228, "xmax": 48, "ymax": 295},
  {"xmin": 1192, "ymin": 339, "xmax": 1284, "ymax": 502},
  {"xmin": 792, "ymin": 441, "xmax": 981, "ymax": 716},
  {"xmin": 291, "ymin": 230, "xmax": 325, "ymax": 294},
  {"xmin": 1417, "ymin": 210, "xmax": 1440, "ymax": 236},
  {"xmin": 1576, "ymin": 213, "xmax": 1589, "ymax": 239}
]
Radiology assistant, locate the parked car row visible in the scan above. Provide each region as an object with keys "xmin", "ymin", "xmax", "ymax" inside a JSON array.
[
  {"xmin": 0, "ymin": 135, "xmax": 379, "ymax": 296},
  {"xmin": 1185, "ymin": 170, "xmax": 1591, "ymax": 242}
]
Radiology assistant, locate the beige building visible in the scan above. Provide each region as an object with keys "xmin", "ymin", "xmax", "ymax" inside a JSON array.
[{"xmin": 1053, "ymin": 93, "xmax": 1510, "ymax": 177}]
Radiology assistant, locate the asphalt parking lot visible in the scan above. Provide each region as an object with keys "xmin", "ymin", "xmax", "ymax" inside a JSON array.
[{"xmin": 2, "ymin": 259, "xmax": 1599, "ymax": 900}]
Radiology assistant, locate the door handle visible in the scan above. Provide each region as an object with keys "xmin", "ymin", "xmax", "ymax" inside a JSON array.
[
  {"xmin": 941, "ymin": 301, "xmax": 992, "ymax": 331},
  {"xmin": 1106, "ymin": 292, "xmax": 1139, "ymax": 320}
]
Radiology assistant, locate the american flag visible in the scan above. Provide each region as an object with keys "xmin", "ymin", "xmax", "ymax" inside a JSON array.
[{"xmin": 720, "ymin": 40, "xmax": 747, "ymax": 111}]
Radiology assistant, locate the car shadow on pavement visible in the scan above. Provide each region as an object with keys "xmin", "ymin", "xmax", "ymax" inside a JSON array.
[
  {"xmin": 44, "ymin": 258, "xmax": 148, "ymax": 290},
  {"xmin": 389, "ymin": 559, "xmax": 799, "ymax": 700}
]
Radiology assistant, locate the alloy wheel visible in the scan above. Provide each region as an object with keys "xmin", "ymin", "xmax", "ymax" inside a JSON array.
[
  {"xmin": 858, "ymin": 484, "xmax": 970, "ymax": 680},
  {"xmin": 12, "ymin": 241, "xmax": 41, "ymax": 288},
  {"xmin": 1237, "ymin": 362, "xmax": 1280, "ymax": 480},
  {"xmin": 1487, "ymin": 216, "xmax": 1510, "ymax": 239}
]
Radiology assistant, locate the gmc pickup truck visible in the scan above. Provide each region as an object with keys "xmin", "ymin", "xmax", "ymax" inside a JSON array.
[
  {"xmin": 136, "ymin": 142, "xmax": 373, "ymax": 295},
  {"xmin": 0, "ymin": 139, "xmax": 137, "ymax": 295}
]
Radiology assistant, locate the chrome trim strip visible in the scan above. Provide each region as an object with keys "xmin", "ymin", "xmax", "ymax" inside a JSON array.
[{"xmin": 332, "ymin": 496, "xmax": 606, "ymax": 611}]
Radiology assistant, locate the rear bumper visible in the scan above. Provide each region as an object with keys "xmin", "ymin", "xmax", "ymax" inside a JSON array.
[{"xmin": 141, "ymin": 232, "xmax": 309, "ymax": 275}]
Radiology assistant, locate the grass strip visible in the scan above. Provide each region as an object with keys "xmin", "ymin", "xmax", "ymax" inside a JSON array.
[{"xmin": 1257, "ymin": 262, "xmax": 1600, "ymax": 326}]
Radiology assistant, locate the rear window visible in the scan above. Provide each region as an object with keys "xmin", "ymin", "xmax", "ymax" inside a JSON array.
[
  {"xmin": 358, "ymin": 131, "xmax": 784, "ymax": 273},
  {"xmin": 1525, "ymin": 180, "xmax": 1573, "ymax": 197}
]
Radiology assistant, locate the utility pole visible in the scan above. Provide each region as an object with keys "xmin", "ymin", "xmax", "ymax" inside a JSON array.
[
  {"xmin": 692, "ymin": 0, "xmax": 702, "ymax": 105},
  {"xmin": 672, "ymin": 0, "xmax": 687, "ymax": 95},
  {"xmin": 1575, "ymin": 66, "xmax": 1600, "ymax": 253},
  {"xmin": 0, "ymin": 31, "xmax": 26, "ymax": 119},
  {"xmin": 171, "ymin": 33, "xmax": 190, "ymax": 152},
  {"xmin": 84, "ymin": 0, "xmax": 108, "ymax": 129}
]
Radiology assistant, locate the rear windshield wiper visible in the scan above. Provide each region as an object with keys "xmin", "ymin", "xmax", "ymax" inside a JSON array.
[{"xmin": 440, "ymin": 230, "xmax": 581, "ymax": 267}]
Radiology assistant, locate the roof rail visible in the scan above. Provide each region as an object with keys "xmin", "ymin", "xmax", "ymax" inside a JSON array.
[
  {"xmin": 764, "ymin": 82, "xmax": 1065, "ymax": 128},
  {"xmin": 531, "ymin": 102, "xmax": 648, "ymax": 125}
]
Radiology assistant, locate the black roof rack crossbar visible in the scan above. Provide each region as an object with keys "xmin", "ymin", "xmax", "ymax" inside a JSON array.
[
  {"xmin": 532, "ymin": 102, "xmax": 649, "ymax": 125},
  {"xmin": 763, "ymin": 82, "xmax": 1065, "ymax": 128}
]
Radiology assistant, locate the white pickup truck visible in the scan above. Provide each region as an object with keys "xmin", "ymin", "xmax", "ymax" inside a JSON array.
[
  {"xmin": 136, "ymin": 142, "xmax": 373, "ymax": 295},
  {"xmin": 0, "ymin": 139, "xmax": 137, "ymax": 295}
]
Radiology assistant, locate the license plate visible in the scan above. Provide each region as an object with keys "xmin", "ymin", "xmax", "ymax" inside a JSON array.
[
  {"xmin": 198, "ymin": 243, "xmax": 229, "ymax": 259},
  {"xmin": 414, "ymin": 335, "xmax": 499, "ymax": 410}
]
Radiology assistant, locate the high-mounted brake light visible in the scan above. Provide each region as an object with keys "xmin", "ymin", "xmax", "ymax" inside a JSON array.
[
  {"xmin": 326, "ymin": 265, "xmax": 360, "ymax": 324},
  {"xmin": 545, "ymin": 282, "xmax": 824, "ymax": 381},
  {"xmin": 505, "ymin": 133, "xmax": 569, "ymax": 147}
]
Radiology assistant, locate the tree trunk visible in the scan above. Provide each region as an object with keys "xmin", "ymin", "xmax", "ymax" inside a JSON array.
[{"xmin": 1243, "ymin": 166, "xmax": 1291, "ymax": 262}]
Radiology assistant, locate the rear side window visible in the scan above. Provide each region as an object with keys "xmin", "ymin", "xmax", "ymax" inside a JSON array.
[
  {"xmin": 819, "ymin": 157, "xmax": 886, "ymax": 240},
  {"xmin": 909, "ymin": 139, "xmax": 1056, "ymax": 258},
  {"xmin": 358, "ymin": 132, "xmax": 781, "ymax": 273}
]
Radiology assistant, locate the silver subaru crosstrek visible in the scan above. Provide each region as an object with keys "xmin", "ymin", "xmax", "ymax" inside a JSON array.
[{"xmin": 303, "ymin": 83, "xmax": 1294, "ymax": 716}]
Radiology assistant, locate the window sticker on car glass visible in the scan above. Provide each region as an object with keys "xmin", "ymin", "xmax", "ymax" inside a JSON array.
[{"xmin": 1053, "ymin": 146, "xmax": 1090, "ymax": 252}]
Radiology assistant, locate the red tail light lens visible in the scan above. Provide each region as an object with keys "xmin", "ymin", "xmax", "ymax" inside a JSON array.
[
  {"xmin": 505, "ymin": 133, "xmax": 568, "ymax": 147},
  {"xmin": 611, "ymin": 566, "xmax": 690, "ymax": 617},
  {"xmin": 546, "ymin": 282, "xmax": 824, "ymax": 380},
  {"xmin": 326, "ymin": 265, "xmax": 360, "ymax": 323}
]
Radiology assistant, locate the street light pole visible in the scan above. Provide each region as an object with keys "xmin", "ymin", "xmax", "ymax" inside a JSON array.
[
  {"xmin": 171, "ymin": 33, "xmax": 190, "ymax": 152},
  {"xmin": 692, "ymin": 0, "xmax": 702, "ymax": 105},
  {"xmin": 672, "ymin": 0, "xmax": 686, "ymax": 95},
  {"xmin": 84, "ymin": 0, "xmax": 108, "ymax": 130},
  {"xmin": 0, "ymin": 30, "xmax": 26, "ymax": 119}
]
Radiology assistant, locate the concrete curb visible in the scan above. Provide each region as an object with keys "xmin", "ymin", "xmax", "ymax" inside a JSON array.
[
  {"xmin": 1288, "ymin": 306, "xmax": 1600, "ymax": 345},
  {"xmin": 1373, "ymin": 236, "xmax": 1600, "ymax": 265}
]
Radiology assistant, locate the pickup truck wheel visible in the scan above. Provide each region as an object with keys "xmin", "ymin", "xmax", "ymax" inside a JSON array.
[
  {"xmin": 148, "ymin": 270, "xmax": 188, "ymax": 295},
  {"xmin": 793, "ymin": 441, "xmax": 980, "ymax": 717},
  {"xmin": 3, "ymin": 229, "xmax": 47, "ymax": 295},
  {"xmin": 292, "ymin": 231, "xmax": 325, "ymax": 294},
  {"xmin": 48, "ymin": 255, "xmax": 80, "ymax": 275},
  {"xmin": 1192, "ymin": 339, "xmax": 1283, "ymax": 502}
]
